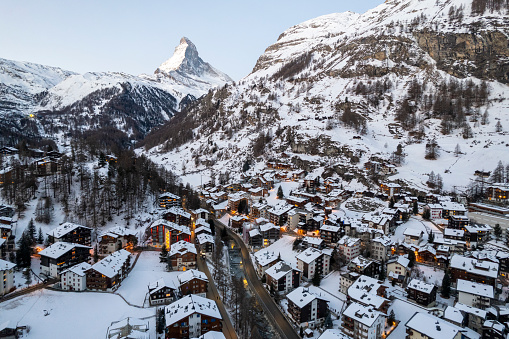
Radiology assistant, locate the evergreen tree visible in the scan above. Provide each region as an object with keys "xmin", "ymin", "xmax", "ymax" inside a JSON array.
[
  {"xmin": 98, "ymin": 152, "xmax": 106, "ymax": 167},
  {"xmin": 408, "ymin": 251, "xmax": 416, "ymax": 268},
  {"xmin": 441, "ymin": 270, "xmax": 451, "ymax": 298},
  {"xmin": 16, "ymin": 232, "xmax": 32, "ymax": 268},
  {"xmin": 312, "ymin": 270, "xmax": 322, "ymax": 286},
  {"xmin": 160, "ymin": 245, "xmax": 168, "ymax": 262},
  {"xmin": 388, "ymin": 310, "xmax": 396, "ymax": 326},
  {"xmin": 379, "ymin": 260, "xmax": 386, "ymax": 280},
  {"xmin": 277, "ymin": 185, "xmax": 284, "ymax": 199},
  {"xmin": 300, "ymin": 327, "xmax": 304, "ymax": 337},
  {"xmin": 242, "ymin": 160, "xmax": 250, "ymax": 172},
  {"xmin": 494, "ymin": 224, "xmax": 502, "ymax": 241},
  {"xmin": 8, "ymin": 251, "xmax": 15, "ymax": 264},
  {"xmin": 324, "ymin": 312, "xmax": 333, "ymax": 329},
  {"xmin": 422, "ymin": 208, "xmax": 431, "ymax": 220},
  {"xmin": 454, "ymin": 144, "xmax": 462, "ymax": 157},
  {"xmin": 389, "ymin": 197, "xmax": 395, "ymax": 208},
  {"xmin": 505, "ymin": 229, "xmax": 509, "ymax": 246},
  {"xmin": 37, "ymin": 227, "xmax": 44, "ymax": 244},
  {"xmin": 156, "ymin": 308, "xmax": 165, "ymax": 334},
  {"xmin": 208, "ymin": 218, "xmax": 216, "ymax": 236},
  {"xmin": 94, "ymin": 244, "xmax": 99, "ymax": 263},
  {"xmin": 491, "ymin": 161, "xmax": 505, "ymax": 183},
  {"xmin": 428, "ymin": 231, "xmax": 435, "ymax": 244},
  {"xmin": 496, "ymin": 120, "xmax": 503, "ymax": 133},
  {"xmin": 23, "ymin": 268, "xmax": 32, "ymax": 286},
  {"xmin": 412, "ymin": 201, "xmax": 418, "ymax": 215},
  {"xmin": 27, "ymin": 219, "xmax": 36, "ymax": 243}
]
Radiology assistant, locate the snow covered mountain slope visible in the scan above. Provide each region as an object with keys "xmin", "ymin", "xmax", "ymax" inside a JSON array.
[
  {"xmin": 141, "ymin": 0, "xmax": 509, "ymax": 194},
  {"xmin": 0, "ymin": 37, "xmax": 232, "ymax": 141}
]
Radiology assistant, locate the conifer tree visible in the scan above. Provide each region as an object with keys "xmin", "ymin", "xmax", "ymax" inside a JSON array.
[
  {"xmin": 94, "ymin": 244, "xmax": 99, "ymax": 263},
  {"xmin": 277, "ymin": 185, "xmax": 284, "ymax": 199},
  {"xmin": 16, "ymin": 232, "xmax": 32, "ymax": 268},
  {"xmin": 441, "ymin": 270, "xmax": 451, "ymax": 298},
  {"xmin": 428, "ymin": 231, "xmax": 435, "ymax": 244},
  {"xmin": 37, "ymin": 227, "xmax": 44, "ymax": 244},
  {"xmin": 160, "ymin": 245, "xmax": 168, "ymax": 262},
  {"xmin": 312, "ymin": 270, "xmax": 322, "ymax": 286},
  {"xmin": 494, "ymin": 224, "xmax": 502, "ymax": 241},
  {"xmin": 388, "ymin": 310, "xmax": 396, "ymax": 326},
  {"xmin": 408, "ymin": 251, "xmax": 416, "ymax": 268},
  {"xmin": 412, "ymin": 201, "xmax": 418, "ymax": 215},
  {"xmin": 27, "ymin": 219, "xmax": 36, "ymax": 243}
]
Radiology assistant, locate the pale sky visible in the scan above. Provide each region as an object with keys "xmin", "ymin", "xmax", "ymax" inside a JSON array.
[{"xmin": 0, "ymin": 1, "xmax": 383, "ymax": 81}]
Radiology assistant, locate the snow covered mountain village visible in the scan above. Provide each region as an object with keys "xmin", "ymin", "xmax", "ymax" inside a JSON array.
[{"xmin": 1, "ymin": 0, "xmax": 509, "ymax": 338}]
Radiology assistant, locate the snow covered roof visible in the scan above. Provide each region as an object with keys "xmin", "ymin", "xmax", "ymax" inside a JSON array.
[
  {"xmin": 165, "ymin": 295, "xmax": 221, "ymax": 325},
  {"xmin": 318, "ymin": 329, "xmax": 352, "ymax": 339},
  {"xmin": 302, "ymin": 236, "xmax": 323, "ymax": 245},
  {"xmin": 454, "ymin": 302, "xmax": 487, "ymax": 319},
  {"xmin": 0, "ymin": 238, "xmax": 5, "ymax": 247},
  {"xmin": 403, "ymin": 228, "xmax": 423, "ymax": 237},
  {"xmin": 441, "ymin": 201, "xmax": 466, "ymax": 212},
  {"xmin": 194, "ymin": 332, "xmax": 227, "ymax": 339},
  {"xmin": 148, "ymin": 278, "xmax": 178, "ymax": 294},
  {"xmin": 286, "ymin": 287, "xmax": 327, "ymax": 308},
  {"xmin": 254, "ymin": 250, "xmax": 279, "ymax": 267},
  {"xmin": 150, "ymin": 219, "xmax": 191, "ymax": 235},
  {"xmin": 178, "ymin": 269, "xmax": 208, "ymax": 285},
  {"xmin": 61, "ymin": 262, "xmax": 92, "ymax": 277},
  {"xmin": 444, "ymin": 229, "xmax": 464, "ymax": 237},
  {"xmin": 405, "ymin": 312, "xmax": 461, "ymax": 339},
  {"xmin": 456, "ymin": 279, "xmax": 494, "ymax": 298},
  {"xmin": 337, "ymin": 235, "xmax": 361, "ymax": 247},
  {"xmin": 450, "ymin": 254, "xmax": 499, "ymax": 279},
  {"xmin": 88, "ymin": 249, "xmax": 130, "ymax": 278},
  {"xmin": 195, "ymin": 218, "xmax": 209, "ymax": 227},
  {"xmin": 464, "ymin": 224, "xmax": 492, "ymax": 233},
  {"xmin": 249, "ymin": 229, "xmax": 261, "ymax": 237},
  {"xmin": 192, "ymin": 208, "xmax": 209, "ymax": 215},
  {"xmin": 0, "ymin": 259, "xmax": 15, "ymax": 271},
  {"xmin": 483, "ymin": 320, "xmax": 505, "ymax": 333},
  {"xmin": 343, "ymin": 302, "xmax": 384, "ymax": 327},
  {"xmin": 39, "ymin": 242, "xmax": 91, "ymax": 259},
  {"xmin": 443, "ymin": 306, "xmax": 464, "ymax": 324},
  {"xmin": 195, "ymin": 226, "xmax": 212, "ymax": 234},
  {"xmin": 107, "ymin": 317, "xmax": 149, "ymax": 339},
  {"xmin": 268, "ymin": 203, "xmax": 293, "ymax": 216},
  {"xmin": 102, "ymin": 226, "xmax": 137, "ymax": 238},
  {"xmin": 159, "ymin": 192, "xmax": 180, "ymax": 199},
  {"xmin": 296, "ymin": 247, "xmax": 327, "ymax": 264},
  {"xmin": 47, "ymin": 222, "xmax": 91, "ymax": 238},
  {"xmin": 169, "ymin": 241, "xmax": 197, "ymax": 257},
  {"xmin": 320, "ymin": 224, "xmax": 340, "ymax": 232},
  {"xmin": 213, "ymin": 201, "xmax": 228, "ymax": 211},
  {"xmin": 265, "ymin": 261, "xmax": 298, "ymax": 280},
  {"xmin": 348, "ymin": 275, "xmax": 388, "ymax": 309},
  {"xmin": 260, "ymin": 222, "xmax": 280, "ymax": 232},
  {"xmin": 371, "ymin": 236, "xmax": 393, "ymax": 247},
  {"xmin": 196, "ymin": 233, "xmax": 214, "ymax": 245},
  {"xmin": 166, "ymin": 206, "xmax": 191, "ymax": 219},
  {"xmin": 407, "ymin": 279, "xmax": 435, "ymax": 294}
]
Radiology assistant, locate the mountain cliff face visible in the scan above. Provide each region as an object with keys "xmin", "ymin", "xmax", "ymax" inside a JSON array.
[
  {"xmin": 143, "ymin": 0, "xmax": 509, "ymax": 193},
  {"xmin": 0, "ymin": 37, "xmax": 231, "ymax": 142}
]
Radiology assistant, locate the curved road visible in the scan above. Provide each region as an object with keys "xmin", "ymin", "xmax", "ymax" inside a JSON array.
[{"xmin": 213, "ymin": 219, "xmax": 300, "ymax": 339}]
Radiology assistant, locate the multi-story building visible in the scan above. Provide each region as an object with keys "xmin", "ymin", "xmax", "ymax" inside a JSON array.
[
  {"xmin": 337, "ymin": 235, "xmax": 361, "ymax": 261},
  {"xmin": 148, "ymin": 278, "xmax": 179, "ymax": 306},
  {"xmin": 60, "ymin": 262, "xmax": 91, "ymax": 291},
  {"xmin": 454, "ymin": 302, "xmax": 487, "ymax": 334},
  {"xmin": 168, "ymin": 241, "xmax": 197, "ymax": 271},
  {"xmin": 159, "ymin": 192, "xmax": 181, "ymax": 209},
  {"xmin": 254, "ymin": 250, "xmax": 280, "ymax": 277},
  {"xmin": 341, "ymin": 302, "xmax": 386, "ymax": 339},
  {"xmin": 320, "ymin": 224, "xmax": 342, "ymax": 246},
  {"xmin": 163, "ymin": 207, "xmax": 192, "ymax": 227},
  {"xmin": 39, "ymin": 242, "xmax": 91, "ymax": 278},
  {"xmin": 457, "ymin": 279, "xmax": 494, "ymax": 310},
  {"xmin": 196, "ymin": 233, "xmax": 214, "ymax": 256},
  {"xmin": 47, "ymin": 222, "xmax": 92, "ymax": 246},
  {"xmin": 403, "ymin": 228, "xmax": 422, "ymax": 245},
  {"xmin": 370, "ymin": 236, "xmax": 393, "ymax": 261},
  {"xmin": 340, "ymin": 271, "xmax": 360, "ymax": 294},
  {"xmin": 85, "ymin": 249, "xmax": 131, "ymax": 291},
  {"xmin": 0, "ymin": 259, "xmax": 15, "ymax": 296},
  {"xmin": 164, "ymin": 295, "xmax": 222, "ymax": 338},
  {"xmin": 265, "ymin": 261, "xmax": 301, "ymax": 294},
  {"xmin": 287, "ymin": 287, "xmax": 329, "ymax": 325},
  {"xmin": 178, "ymin": 269, "xmax": 208, "ymax": 298},
  {"xmin": 450, "ymin": 254, "xmax": 499, "ymax": 286},
  {"xmin": 259, "ymin": 222, "xmax": 280, "ymax": 246},
  {"xmin": 463, "ymin": 224, "xmax": 492, "ymax": 245},
  {"xmin": 99, "ymin": 226, "xmax": 137, "ymax": 254},
  {"xmin": 405, "ymin": 312, "xmax": 463, "ymax": 339},
  {"xmin": 406, "ymin": 279, "xmax": 437, "ymax": 307},
  {"xmin": 147, "ymin": 219, "xmax": 191, "ymax": 249},
  {"xmin": 296, "ymin": 247, "xmax": 332, "ymax": 279},
  {"xmin": 347, "ymin": 275, "xmax": 389, "ymax": 314},
  {"xmin": 448, "ymin": 215, "xmax": 469, "ymax": 230},
  {"xmin": 441, "ymin": 201, "xmax": 467, "ymax": 219}
]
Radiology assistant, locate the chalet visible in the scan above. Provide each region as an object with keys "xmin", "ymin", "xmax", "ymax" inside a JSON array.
[
  {"xmin": 0, "ymin": 205, "xmax": 15, "ymax": 218},
  {"xmin": 195, "ymin": 220, "xmax": 212, "ymax": 235},
  {"xmin": 265, "ymin": 261, "xmax": 301, "ymax": 294},
  {"xmin": 248, "ymin": 229, "xmax": 263, "ymax": 248},
  {"xmin": 496, "ymin": 251, "xmax": 509, "ymax": 278},
  {"xmin": 267, "ymin": 203, "xmax": 293, "ymax": 227},
  {"xmin": 106, "ymin": 317, "xmax": 149, "ymax": 339},
  {"xmin": 436, "ymin": 245, "xmax": 450, "ymax": 266},
  {"xmin": 250, "ymin": 202, "xmax": 269, "ymax": 221},
  {"xmin": 320, "ymin": 225, "xmax": 342, "ymax": 246},
  {"xmin": 147, "ymin": 219, "xmax": 191, "ymax": 249},
  {"xmin": 457, "ymin": 279, "xmax": 493, "ymax": 310},
  {"xmin": 60, "ymin": 262, "xmax": 91, "ymax": 291},
  {"xmin": 426, "ymin": 203, "xmax": 443, "ymax": 220},
  {"xmin": 486, "ymin": 184, "xmax": 509, "ymax": 202},
  {"xmin": 287, "ymin": 287, "xmax": 329, "ymax": 325},
  {"xmin": 85, "ymin": 249, "xmax": 131, "ymax": 291},
  {"xmin": 296, "ymin": 247, "xmax": 331, "ymax": 279},
  {"xmin": 259, "ymin": 222, "xmax": 280, "ymax": 245},
  {"xmin": 450, "ymin": 254, "xmax": 499, "ymax": 286},
  {"xmin": 0, "ymin": 146, "xmax": 18, "ymax": 155},
  {"xmin": 286, "ymin": 196, "xmax": 309, "ymax": 209},
  {"xmin": 482, "ymin": 320, "xmax": 507, "ymax": 339},
  {"xmin": 164, "ymin": 295, "xmax": 222, "ymax": 338},
  {"xmin": 340, "ymin": 271, "xmax": 360, "ymax": 294},
  {"xmin": 441, "ymin": 201, "xmax": 467, "ymax": 219},
  {"xmin": 405, "ymin": 312, "xmax": 464, "ymax": 339},
  {"xmin": 178, "ymin": 269, "xmax": 208, "ymax": 298},
  {"xmin": 444, "ymin": 228, "xmax": 465, "ymax": 241},
  {"xmin": 254, "ymin": 250, "xmax": 280, "ymax": 277},
  {"xmin": 148, "ymin": 278, "xmax": 179, "ymax": 306},
  {"xmin": 159, "ymin": 192, "xmax": 181, "ymax": 209},
  {"xmin": 370, "ymin": 236, "xmax": 393, "ymax": 261},
  {"xmin": 380, "ymin": 183, "xmax": 401, "ymax": 198},
  {"xmin": 0, "ymin": 167, "xmax": 13, "ymax": 186},
  {"xmin": 0, "ymin": 259, "xmax": 15, "ymax": 296},
  {"xmin": 448, "ymin": 215, "xmax": 469, "ymax": 230},
  {"xmin": 337, "ymin": 235, "xmax": 361, "ymax": 260},
  {"xmin": 403, "ymin": 228, "xmax": 423, "ymax": 245},
  {"xmin": 0, "ymin": 223, "xmax": 12, "ymax": 240},
  {"xmin": 99, "ymin": 226, "xmax": 137, "ymax": 254},
  {"xmin": 230, "ymin": 215, "xmax": 249, "ymax": 229},
  {"xmin": 455, "ymin": 302, "xmax": 487, "ymax": 334},
  {"xmin": 387, "ymin": 255, "xmax": 410, "ymax": 284},
  {"xmin": 362, "ymin": 214, "xmax": 391, "ymax": 235},
  {"xmin": 248, "ymin": 187, "xmax": 267, "ymax": 198},
  {"xmin": 35, "ymin": 157, "xmax": 58, "ymax": 175},
  {"xmin": 168, "ymin": 241, "xmax": 197, "ymax": 271},
  {"xmin": 47, "ymin": 222, "xmax": 92, "ymax": 246},
  {"xmin": 347, "ymin": 275, "xmax": 389, "ymax": 314},
  {"xmin": 463, "ymin": 224, "xmax": 492, "ymax": 245},
  {"xmin": 301, "ymin": 236, "xmax": 324, "ymax": 250},
  {"xmin": 341, "ymin": 302, "xmax": 386, "ymax": 339},
  {"xmin": 417, "ymin": 244, "xmax": 436, "ymax": 264},
  {"xmin": 256, "ymin": 173, "xmax": 274, "ymax": 190},
  {"xmin": 227, "ymin": 192, "xmax": 248, "ymax": 213},
  {"xmin": 191, "ymin": 209, "xmax": 209, "ymax": 222},
  {"xmin": 349, "ymin": 256, "xmax": 381, "ymax": 278},
  {"xmin": 39, "ymin": 242, "xmax": 91, "ymax": 278},
  {"xmin": 406, "ymin": 279, "xmax": 437, "ymax": 307},
  {"xmin": 163, "ymin": 207, "xmax": 191, "ymax": 227},
  {"xmin": 287, "ymin": 208, "xmax": 313, "ymax": 231},
  {"xmin": 196, "ymin": 233, "xmax": 214, "ymax": 256}
]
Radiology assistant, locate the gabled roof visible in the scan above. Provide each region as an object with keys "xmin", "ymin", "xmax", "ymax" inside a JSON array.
[
  {"xmin": 343, "ymin": 302, "xmax": 384, "ymax": 327},
  {"xmin": 405, "ymin": 312, "xmax": 461, "ymax": 339},
  {"xmin": 0, "ymin": 259, "xmax": 16, "ymax": 271},
  {"xmin": 302, "ymin": 236, "xmax": 323, "ymax": 245},
  {"xmin": 260, "ymin": 222, "xmax": 280, "ymax": 232},
  {"xmin": 165, "ymin": 206, "xmax": 191, "ymax": 219},
  {"xmin": 39, "ymin": 242, "xmax": 91, "ymax": 259},
  {"xmin": 169, "ymin": 241, "xmax": 197, "ymax": 257},
  {"xmin": 47, "ymin": 222, "xmax": 91, "ymax": 238},
  {"xmin": 403, "ymin": 228, "xmax": 423, "ymax": 237},
  {"xmin": 450, "ymin": 254, "xmax": 499, "ymax": 279},
  {"xmin": 296, "ymin": 247, "xmax": 327, "ymax": 264},
  {"xmin": 178, "ymin": 269, "xmax": 208, "ymax": 285},
  {"xmin": 196, "ymin": 233, "xmax": 214, "ymax": 245},
  {"xmin": 348, "ymin": 275, "xmax": 388, "ymax": 309},
  {"xmin": 61, "ymin": 262, "xmax": 91, "ymax": 277},
  {"xmin": 286, "ymin": 287, "xmax": 328, "ymax": 308},
  {"xmin": 148, "ymin": 278, "xmax": 178, "ymax": 294},
  {"xmin": 320, "ymin": 224, "xmax": 340, "ymax": 232},
  {"xmin": 159, "ymin": 192, "xmax": 180, "ymax": 199},
  {"xmin": 407, "ymin": 279, "xmax": 435, "ymax": 294},
  {"xmin": 165, "ymin": 295, "xmax": 221, "ymax": 325},
  {"xmin": 87, "ymin": 249, "xmax": 130, "ymax": 278},
  {"xmin": 254, "ymin": 250, "xmax": 279, "ymax": 267},
  {"xmin": 265, "ymin": 261, "xmax": 299, "ymax": 280},
  {"xmin": 454, "ymin": 302, "xmax": 487, "ymax": 319},
  {"xmin": 337, "ymin": 235, "xmax": 361, "ymax": 247},
  {"xmin": 456, "ymin": 279, "xmax": 494, "ymax": 298},
  {"xmin": 102, "ymin": 226, "xmax": 137, "ymax": 238}
]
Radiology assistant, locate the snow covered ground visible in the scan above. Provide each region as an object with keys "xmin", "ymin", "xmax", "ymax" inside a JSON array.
[
  {"xmin": 387, "ymin": 299, "xmax": 428, "ymax": 339},
  {"xmin": 0, "ymin": 290, "xmax": 155, "ymax": 339},
  {"xmin": 261, "ymin": 235, "xmax": 299, "ymax": 268},
  {"xmin": 116, "ymin": 251, "xmax": 181, "ymax": 307},
  {"xmin": 391, "ymin": 216, "xmax": 441, "ymax": 244}
]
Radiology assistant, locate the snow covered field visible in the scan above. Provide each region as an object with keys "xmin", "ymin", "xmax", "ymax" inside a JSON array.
[
  {"xmin": 116, "ymin": 251, "xmax": 181, "ymax": 307},
  {"xmin": 0, "ymin": 290, "xmax": 155, "ymax": 339},
  {"xmin": 261, "ymin": 235, "xmax": 299, "ymax": 268}
]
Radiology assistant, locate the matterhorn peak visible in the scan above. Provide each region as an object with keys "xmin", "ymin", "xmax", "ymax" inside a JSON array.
[{"xmin": 156, "ymin": 37, "xmax": 199, "ymax": 73}]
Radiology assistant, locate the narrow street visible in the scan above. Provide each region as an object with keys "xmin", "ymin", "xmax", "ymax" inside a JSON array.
[
  {"xmin": 213, "ymin": 219, "xmax": 301, "ymax": 339},
  {"xmin": 197, "ymin": 255, "xmax": 238, "ymax": 339}
]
